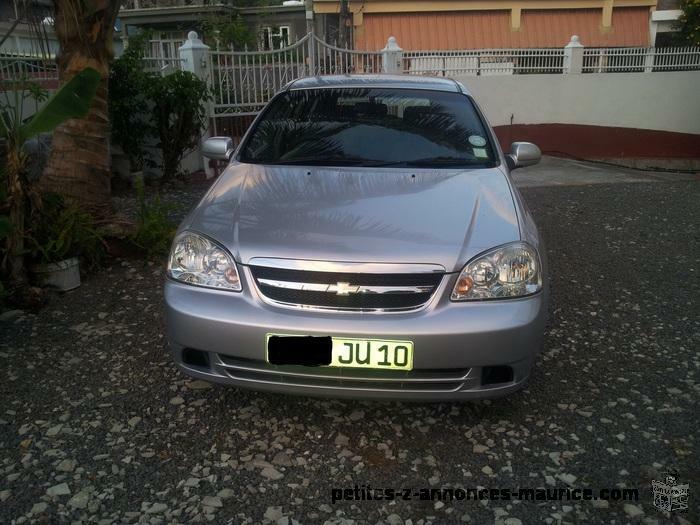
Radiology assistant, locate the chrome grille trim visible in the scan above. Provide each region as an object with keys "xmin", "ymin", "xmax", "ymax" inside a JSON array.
[
  {"xmin": 247, "ymin": 258, "xmax": 445, "ymax": 274},
  {"xmin": 257, "ymin": 278, "xmax": 435, "ymax": 295},
  {"xmin": 215, "ymin": 354, "xmax": 471, "ymax": 392},
  {"xmin": 218, "ymin": 357, "xmax": 471, "ymax": 383},
  {"xmin": 251, "ymin": 295, "xmax": 433, "ymax": 314},
  {"xmin": 222, "ymin": 373, "xmax": 465, "ymax": 393},
  {"xmin": 248, "ymin": 263, "xmax": 445, "ymax": 313}
]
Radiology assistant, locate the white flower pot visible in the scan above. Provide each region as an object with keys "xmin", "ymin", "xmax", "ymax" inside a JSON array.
[{"xmin": 32, "ymin": 257, "xmax": 81, "ymax": 291}]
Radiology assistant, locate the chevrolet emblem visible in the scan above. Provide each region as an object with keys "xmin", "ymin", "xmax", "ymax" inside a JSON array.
[{"xmin": 332, "ymin": 282, "xmax": 359, "ymax": 295}]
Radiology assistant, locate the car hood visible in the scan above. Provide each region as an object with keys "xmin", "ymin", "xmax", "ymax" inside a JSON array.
[{"xmin": 185, "ymin": 163, "xmax": 521, "ymax": 273}]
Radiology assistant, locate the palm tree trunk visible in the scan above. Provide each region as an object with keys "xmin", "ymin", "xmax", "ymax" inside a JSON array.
[
  {"xmin": 5, "ymin": 141, "xmax": 28, "ymax": 283},
  {"xmin": 39, "ymin": 0, "xmax": 121, "ymax": 213}
]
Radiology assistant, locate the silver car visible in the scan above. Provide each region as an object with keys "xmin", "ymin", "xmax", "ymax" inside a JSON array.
[{"xmin": 165, "ymin": 75, "xmax": 548, "ymax": 401}]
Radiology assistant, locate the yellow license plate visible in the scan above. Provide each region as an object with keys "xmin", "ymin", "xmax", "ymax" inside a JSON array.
[
  {"xmin": 266, "ymin": 334, "xmax": 414, "ymax": 371},
  {"xmin": 330, "ymin": 337, "xmax": 413, "ymax": 370}
]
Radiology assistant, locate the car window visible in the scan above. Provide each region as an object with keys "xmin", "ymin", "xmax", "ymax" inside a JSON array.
[{"xmin": 239, "ymin": 88, "xmax": 497, "ymax": 168}]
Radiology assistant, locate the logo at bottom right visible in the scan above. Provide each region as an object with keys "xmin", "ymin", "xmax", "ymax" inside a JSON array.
[{"xmin": 652, "ymin": 474, "xmax": 689, "ymax": 513}]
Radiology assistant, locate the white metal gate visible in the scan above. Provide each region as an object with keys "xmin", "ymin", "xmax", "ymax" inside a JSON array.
[{"xmin": 209, "ymin": 33, "xmax": 382, "ymax": 138}]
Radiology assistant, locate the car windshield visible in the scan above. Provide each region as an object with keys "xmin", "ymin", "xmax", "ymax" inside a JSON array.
[{"xmin": 239, "ymin": 87, "xmax": 497, "ymax": 168}]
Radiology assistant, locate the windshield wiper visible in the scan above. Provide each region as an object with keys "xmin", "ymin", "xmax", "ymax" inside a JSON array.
[
  {"xmin": 264, "ymin": 155, "xmax": 402, "ymax": 167},
  {"xmin": 256, "ymin": 155, "xmax": 492, "ymax": 168},
  {"xmin": 403, "ymin": 156, "xmax": 486, "ymax": 167}
]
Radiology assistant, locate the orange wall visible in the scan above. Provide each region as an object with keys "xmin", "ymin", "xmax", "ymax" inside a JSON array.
[{"xmin": 356, "ymin": 7, "xmax": 650, "ymax": 49}]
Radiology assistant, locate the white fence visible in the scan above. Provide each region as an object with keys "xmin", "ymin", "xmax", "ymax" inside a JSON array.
[
  {"xmin": 141, "ymin": 56, "xmax": 185, "ymax": 74},
  {"xmin": 403, "ymin": 48, "xmax": 565, "ymax": 76},
  {"xmin": 210, "ymin": 33, "xmax": 382, "ymax": 119},
  {"xmin": 3, "ymin": 34, "xmax": 699, "ymax": 97},
  {"xmin": 0, "ymin": 50, "xmax": 58, "ymax": 87},
  {"xmin": 207, "ymin": 32, "xmax": 383, "ymax": 138},
  {"xmin": 403, "ymin": 41, "xmax": 700, "ymax": 77},
  {"xmin": 197, "ymin": 33, "xmax": 700, "ymax": 139},
  {"xmin": 0, "ymin": 50, "xmax": 184, "ymax": 86},
  {"xmin": 3, "ymin": 32, "xmax": 699, "ymax": 172},
  {"xmin": 123, "ymin": 0, "xmax": 219, "ymax": 6},
  {"xmin": 0, "ymin": 51, "xmax": 59, "ymax": 123},
  {"xmin": 582, "ymin": 46, "xmax": 700, "ymax": 73}
]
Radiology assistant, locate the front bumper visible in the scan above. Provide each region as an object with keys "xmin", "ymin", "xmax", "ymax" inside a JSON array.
[{"xmin": 164, "ymin": 267, "xmax": 547, "ymax": 401}]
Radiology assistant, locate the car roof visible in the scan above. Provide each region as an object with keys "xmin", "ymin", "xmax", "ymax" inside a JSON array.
[{"xmin": 285, "ymin": 74, "xmax": 470, "ymax": 95}]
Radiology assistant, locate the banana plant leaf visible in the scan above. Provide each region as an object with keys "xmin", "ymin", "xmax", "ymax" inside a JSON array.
[{"xmin": 19, "ymin": 67, "xmax": 101, "ymax": 143}]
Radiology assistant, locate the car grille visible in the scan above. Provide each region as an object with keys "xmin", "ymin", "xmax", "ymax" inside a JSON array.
[
  {"xmin": 217, "ymin": 354, "xmax": 470, "ymax": 393},
  {"xmin": 249, "ymin": 265, "xmax": 444, "ymax": 311}
]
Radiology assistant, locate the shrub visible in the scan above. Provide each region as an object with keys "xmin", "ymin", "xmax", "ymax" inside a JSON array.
[
  {"xmin": 148, "ymin": 71, "xmax": 210, "ymax": 181},
  {"xmin": 676, "ymin": 0, "xmax": 700, "ymax": 45},
  {"xmin": 109, "ymin": 36, "xmax": 210, "ymax": 182},
  {"xmin": 109, "ymin": 32, "xmax": 154, "ymax": 171},
  {"xmin": 131, "ymin": 178, "xmax": 177, "ymax": 260},
  {"xmin": 201, "ymin": 14, "xmax": 256, "ymax": 49},
  {"xmin": 27, "ymin": 194, "xmax": 105, "ymax": 269}
]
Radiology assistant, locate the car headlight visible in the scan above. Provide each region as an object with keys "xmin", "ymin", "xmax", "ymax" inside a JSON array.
[
  {"xmin": 451, "ymin": 242, "xmax": 541, "ymax": 300},
  {"xmin": 167, "ymin": 232, "xmax": 241, "ymax": 291}
]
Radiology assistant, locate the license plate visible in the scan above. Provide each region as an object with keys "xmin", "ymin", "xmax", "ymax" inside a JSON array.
[{"xmin": 266, "ymin": 334, "xmax": 413, "ymax": 371}]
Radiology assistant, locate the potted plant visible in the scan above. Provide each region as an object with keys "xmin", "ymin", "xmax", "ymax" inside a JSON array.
[
  {"xmin": 27, "ymin": 194, "xmax": 105, "ymax": 291},
  {"xmin": 0, "ymin": 68, "xmax": 100, "ymax": 288}
]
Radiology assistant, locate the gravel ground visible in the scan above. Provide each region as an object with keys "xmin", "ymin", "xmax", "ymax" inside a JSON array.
[
  {"xmin": 111, "ymin": 180, "xmax": 211, "ymax": 223},
  {"xmin": 1, "ymin": 178, "xmax": 698, "ymax": 525}
]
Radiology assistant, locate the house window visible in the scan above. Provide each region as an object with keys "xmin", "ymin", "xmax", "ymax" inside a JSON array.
[
  {"xmin": 147, "ymin": 31, "xmax": 184, "ymax": 60},
  {"xmin": 259, "ymin": 26, "xmax": 291, "ymax": 50}
]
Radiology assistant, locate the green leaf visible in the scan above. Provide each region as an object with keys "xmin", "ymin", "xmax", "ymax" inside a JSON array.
[{"xmin": 19, "ymin": 67, "xmax": 101, "ymax": 142}]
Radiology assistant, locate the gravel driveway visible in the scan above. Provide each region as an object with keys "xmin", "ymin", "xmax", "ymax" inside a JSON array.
[{"xmin": 1, "ymin": 171, "xmax": 698, "ymax": 524}]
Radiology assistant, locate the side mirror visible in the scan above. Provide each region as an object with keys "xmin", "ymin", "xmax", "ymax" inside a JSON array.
[
  {"xmin": 202, "ymin": 136, "xmax": 234, "ymax": 161},
  {"xmin": 506, "ymin": 142, "xmax": 541, "ymax": 170}
]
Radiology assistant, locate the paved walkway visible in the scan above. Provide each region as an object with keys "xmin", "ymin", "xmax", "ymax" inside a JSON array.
[{"xmin": 513, "ymin": 156, "xmax": 697, "ymax": 187}]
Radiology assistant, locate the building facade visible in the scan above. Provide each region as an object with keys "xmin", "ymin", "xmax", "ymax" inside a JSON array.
[
  {"xmin": 313, "ymin": 0, "xmax": 663, "ymax": 50},
  {"xmin": 0, "ymin": 0, "xmax": 58, "ymax": 56},
  {"xmin": 1, "ymin": 0, "xmax": 124, "ymax": 58},
  {"xmin": 650, "ymin": 0, "xmax": 682, "ymax": 46},
  {"xmin": 118, "ymin": 1, "xmax": 307, "ymax": 54}
]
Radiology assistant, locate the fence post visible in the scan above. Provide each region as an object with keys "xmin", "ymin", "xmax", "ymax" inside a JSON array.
[
  {"xmin": 308, "ymin": 32, "xmax": 317, "ymax": 76},
  {"xmin": 644, "ymin": 47, "xmax": 655, "ymax": 73},
  {"xmin": 179, "ymin": 30, "xmax": 210, "ymax": 79},
  {"xmin": 563, "ymin": 35, "xmax": 584, "ymax": 74},
  {"xmin": 381, "ymin": 36, "xmax": 403, "ymax": 74},
  {"xmin": 179, "ymin": 31, "xmax": 215, "ymax": 178}
]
